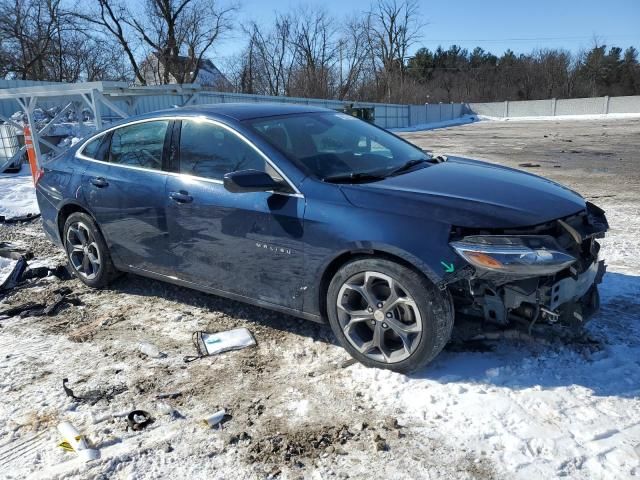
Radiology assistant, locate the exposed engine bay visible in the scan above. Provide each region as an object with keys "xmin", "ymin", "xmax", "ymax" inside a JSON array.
[{"xmin": 447, "ymin": 202, "xmax": 609, "ymax": 334}]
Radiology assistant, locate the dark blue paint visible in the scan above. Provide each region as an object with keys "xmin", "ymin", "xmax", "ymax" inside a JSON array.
[{"xmin": 35, "ymin": 104, "xmax": 589, "ymax": 322}]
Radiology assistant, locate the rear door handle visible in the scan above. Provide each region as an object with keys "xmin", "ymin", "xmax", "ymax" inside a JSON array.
[
  {"xmin": 169, "ymin": 191, "xmax": 193, "ymax": 204},
  {"xmin": 90, "ymin": 177, "xmax": 109, "ymax": 188}
]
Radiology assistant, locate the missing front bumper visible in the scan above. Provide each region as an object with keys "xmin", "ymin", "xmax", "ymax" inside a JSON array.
[{"xmin": 452, "ymin": 259, "xmax": 606, "ymax": 330}]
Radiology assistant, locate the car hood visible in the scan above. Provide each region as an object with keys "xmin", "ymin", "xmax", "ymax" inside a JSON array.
[{"xmin": 339, "ymin": 156, "xmax": 586, "ymax": 228}]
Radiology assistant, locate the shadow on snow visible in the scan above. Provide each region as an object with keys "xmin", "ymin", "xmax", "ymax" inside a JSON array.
[{"xmin": 111, "ymin": 270, "xmax": 640, "ymax": 398}]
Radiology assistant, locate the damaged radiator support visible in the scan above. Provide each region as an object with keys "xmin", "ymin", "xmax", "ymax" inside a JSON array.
[{"xmin": 448, "ymin": 205, "xmax": 608, "ymax": 332}]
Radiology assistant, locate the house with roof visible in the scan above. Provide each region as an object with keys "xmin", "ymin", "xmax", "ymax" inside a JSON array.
[{"xmin": 139, "ymin": 52, "xmax": 232, "ymax": 90}]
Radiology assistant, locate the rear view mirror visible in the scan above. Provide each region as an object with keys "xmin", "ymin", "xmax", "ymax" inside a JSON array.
[{"xmin": 223, "ymin": 169, "xmax": 282, "ymax": 193}]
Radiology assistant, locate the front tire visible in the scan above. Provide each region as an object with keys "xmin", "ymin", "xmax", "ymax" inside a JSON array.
[
  {"xmin": 63, "ymin": 212, "xmax": 118, "ymax": 288},
  {"xmin": 327, "ymin": 258, "xmax": 454, "ymax": 373}
]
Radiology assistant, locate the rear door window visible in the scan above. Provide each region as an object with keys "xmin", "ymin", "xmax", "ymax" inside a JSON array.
[{"xmin": 109, "ymin": 120, "xmax": 170, "ymax": 170}]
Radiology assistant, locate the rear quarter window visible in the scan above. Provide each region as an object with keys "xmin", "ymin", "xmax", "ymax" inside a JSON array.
[
  {"xmin": 81, "ymin": 136, "xmax": 103, "ymax": 159},
  {"xmin": 78, "ymin": 133, "xmax": 112, "ymax": 162}
]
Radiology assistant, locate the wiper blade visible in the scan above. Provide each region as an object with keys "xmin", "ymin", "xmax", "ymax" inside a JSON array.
[
  {"xmin": 322, "ymin": 172, "xmax": 387, "ymax": 183},
  {"xmin": 387, "ymin": 158, "xmax": 432, "ymax": 177}
]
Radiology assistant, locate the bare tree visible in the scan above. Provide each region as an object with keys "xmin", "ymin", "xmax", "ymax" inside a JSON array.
[
  {"xmin": 336, "ymin": 16, "xmax": 372, "ymax": 100},
  {"xmin": 289, "ymin": 6, "xmax": 339, "ymax": 98},
  {"xmin": 78, "ymin": 0, "xmax": 146, "ymax": 84},
  {"xmin": 128, "ymin": 0, "xmax": 236, "ymax": 84},
  {"xmin": 0, "ymin": 0, "xmax": 129, "ymax": 81},
  {"xmin": 0, "ymin": 0, "xmax": 64, "ymax": 80},
  {"xmin": 366, "ymin": 0, "xmax": 424, "ymax": 101},
  {"xmin": 81, "ymin": 0, "xmax": 235, "ymax": 85},
  {"xmin": 243, "ymin": 14, "xmax": 297, "ymax": 96}
]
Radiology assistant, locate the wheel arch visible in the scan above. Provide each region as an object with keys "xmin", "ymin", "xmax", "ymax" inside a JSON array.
[
  {"xmin": 56, "ymin": 202, "xmax": 96, "ymax": 242},
  {"xmin": 316, "ymin": 247, "xmax": 439, "ymax": 320}
]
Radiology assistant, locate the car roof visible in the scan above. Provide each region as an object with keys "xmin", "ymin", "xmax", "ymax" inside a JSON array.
[{"xmin": 155, "ymin": 102, "xmax": 333, "ymax": 121}]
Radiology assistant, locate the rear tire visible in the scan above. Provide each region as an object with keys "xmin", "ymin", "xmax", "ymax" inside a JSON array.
[
  {"xmin": 327, "ymin": 257, "xmax": 454, "ymax": 373},
  {"xmin": 63, "ymin": 212, "xmax": 119, "ymax": 288}
]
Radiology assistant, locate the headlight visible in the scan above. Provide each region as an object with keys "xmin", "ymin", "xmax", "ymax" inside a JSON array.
[{"xmin": 450, "ymin": 235, "xmax": 576, "ymax": 276}]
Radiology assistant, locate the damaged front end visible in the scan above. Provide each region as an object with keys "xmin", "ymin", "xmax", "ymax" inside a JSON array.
[{"xmin": 446, "ymin": 202, "xmax": 609, "ymax": 333}]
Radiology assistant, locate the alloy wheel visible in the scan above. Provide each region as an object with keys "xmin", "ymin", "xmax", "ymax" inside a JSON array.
[
  {"xmin": 336, "ymin": 271, "xmax": 422, "ymax": 363},
  {"xmin": 65, "ymin": 221, "xmax": 102, "ymax": 280}
]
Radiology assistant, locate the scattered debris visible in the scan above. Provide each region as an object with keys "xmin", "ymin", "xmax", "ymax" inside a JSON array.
[
  {"xmin": 203, "ymin": 409, "xmax": 226, "ymax": 428},
  {"xmin": 518, "ymin": 162, "xmax": 541, "ymax": 168},
  {"xmin": 0, "ymin": 256, "xmax": 27, "ymax": 292},
  {"xmin": 62, "ymin": 378, "xmax": 127, "ymax": 405},
  {"xmin": 248, "ymin": 425, "xmax": 356, "ymax": 465},
  {"xmin": 340, "ymin": 358, "xmax": 357, "ymax": 369},
  {"xmin": 57, "ymin": 421, "xmax": 99, "ymax": 462},
  {"xmin": 138, "ymin": 341, "xmax": 166, "ymax": 359},
  {"xmin": 68, "ymin": 314, "xmax": 124, "ymax": 343},
  {"xmin": 0, "ymin": 286, "xmax": 80, "ymax": 319},
  {"xmin": 22, "ymin": 264, "xmax": 72, "ymax": 281},
  {"xmin": 0, "ymin": 243, "xmax": 70, "ymax": 295},
  {"xmin": 126, "ymin": 410, "xmax": 154, "ymax": 431},
  {"xmin": 372, "ymin": 433, "xmax": 389, "ymax": 452},
  {"xmin": 156, "ymin": 391, "xmax": 182, "ymax": 400},
  {"xmin": 0, "ymin": 301, "xmax": 45, "ymax": 319},
  {"xmin": 228, "ymin": 431, "xmax": 252, "ymax": 445},
  {"xmin": 184, "ymin": 328, "xmax": 256, "ymax": 362},
  {"xmin": 589, "ymin": 194, "xmax": 617, "ymax": 199},
  {"xmin": 0, "ymin": 213, "xmax": 41, "ymax": 225},
  {"xmin": 0, "ymin": 242, "xmax": 33, "ymax": 260},
  {"xmin": 33, "ymin": 287, "xmax": 79, "ymax": 317}
]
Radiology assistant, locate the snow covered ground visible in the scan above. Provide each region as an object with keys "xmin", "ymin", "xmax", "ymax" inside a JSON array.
[
  {"xmin": 0, "ymin": 165, "xmax": 39, "ymax": 220},
  {"xmin": 0, "ymin": 117, "xmax": 638, "ymax": 479},
  {"xmin": 353, "ymin": 270, "xmax": 640, "ymax": 478}
]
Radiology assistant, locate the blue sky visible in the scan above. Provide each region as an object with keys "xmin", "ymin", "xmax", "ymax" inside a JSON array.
[{"xmin": 216, "ymin": 0, "xmax": 640, "ymax": 59}]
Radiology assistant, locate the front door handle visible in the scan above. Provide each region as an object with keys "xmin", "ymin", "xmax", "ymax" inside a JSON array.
[
  {"xmin": 169, "ymin": 191, "xmax": 193, "ymax": 204},
  {"xmin": 90, "ymin": 177, "xmax": 109, "ymax": 188}
]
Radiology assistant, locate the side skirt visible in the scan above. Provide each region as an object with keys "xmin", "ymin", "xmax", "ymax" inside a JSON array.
[{"xmin": 123, "ymin": 265, "xmax": 325, "ymax": 324}]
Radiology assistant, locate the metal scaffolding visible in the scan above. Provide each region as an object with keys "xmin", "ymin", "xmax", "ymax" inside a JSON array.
[{"xmin": 0, "ymin": 81, "xmax": 201, "ymax": 171}]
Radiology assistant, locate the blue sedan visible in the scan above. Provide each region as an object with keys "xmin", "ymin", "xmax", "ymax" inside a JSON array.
[{"xmin": 35, "ymin": 104, "xmax": 608, "ymax": 371}]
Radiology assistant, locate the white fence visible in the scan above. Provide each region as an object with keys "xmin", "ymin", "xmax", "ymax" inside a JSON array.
[
  {"xmin": 0, "ymin": 79, "xmax": 465, "ymax": 130},
  {"xmin": 467, "ymin": 95, "xmax": 640, "ymax": 118}
]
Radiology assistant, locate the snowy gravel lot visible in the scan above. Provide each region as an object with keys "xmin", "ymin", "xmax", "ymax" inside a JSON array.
[{"xmin": 0, "ymin": 117, "xmax": 639, "ymax": 479}]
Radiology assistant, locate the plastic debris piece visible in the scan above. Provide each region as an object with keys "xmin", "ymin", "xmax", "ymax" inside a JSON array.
[
  {"xmin": 57, "ymin": 421, "xmax": 99, "ymax": 462},
  {"xmin": 0, "ymin": 256, "xmax": 26, "ymax": 292},
  {"xmin": 138, "ymin": 341, "xmax": 165, "ymax": 358},
  {"xmin": 184, "ymin": 328, "xmax": 256, "ymax": 362},
  {"xmin": 203, "ymin": 409, "xmax": 226, "ymax": 428},
  {"xmin": 127, "ymin": 410, "xmax": 154, "ymax": 431}
]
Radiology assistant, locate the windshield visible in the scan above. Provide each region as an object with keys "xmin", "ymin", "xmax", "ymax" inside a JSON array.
[{"xmin": 245, "ymin": 112, "xmax": 431, "ymax": 182}]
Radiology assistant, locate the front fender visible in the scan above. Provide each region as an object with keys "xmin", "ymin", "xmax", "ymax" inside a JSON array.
[{"xmin": 300, "ymin": 196, "xmax": 465, "ymax": 316}]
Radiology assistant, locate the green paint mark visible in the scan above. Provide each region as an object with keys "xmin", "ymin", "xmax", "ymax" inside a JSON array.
[
  {"xmin": 205, "ymin": 337, "xmax": 222, "ymax": 345},
  {"xmin": 440, "ymin": 261, "xmax": 455, "ymax": 273}
]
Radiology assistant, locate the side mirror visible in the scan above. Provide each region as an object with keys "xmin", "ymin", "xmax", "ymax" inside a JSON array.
[{"xmin": 223, "ymin": 169, "xmax": 282, "ymax": 193}]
